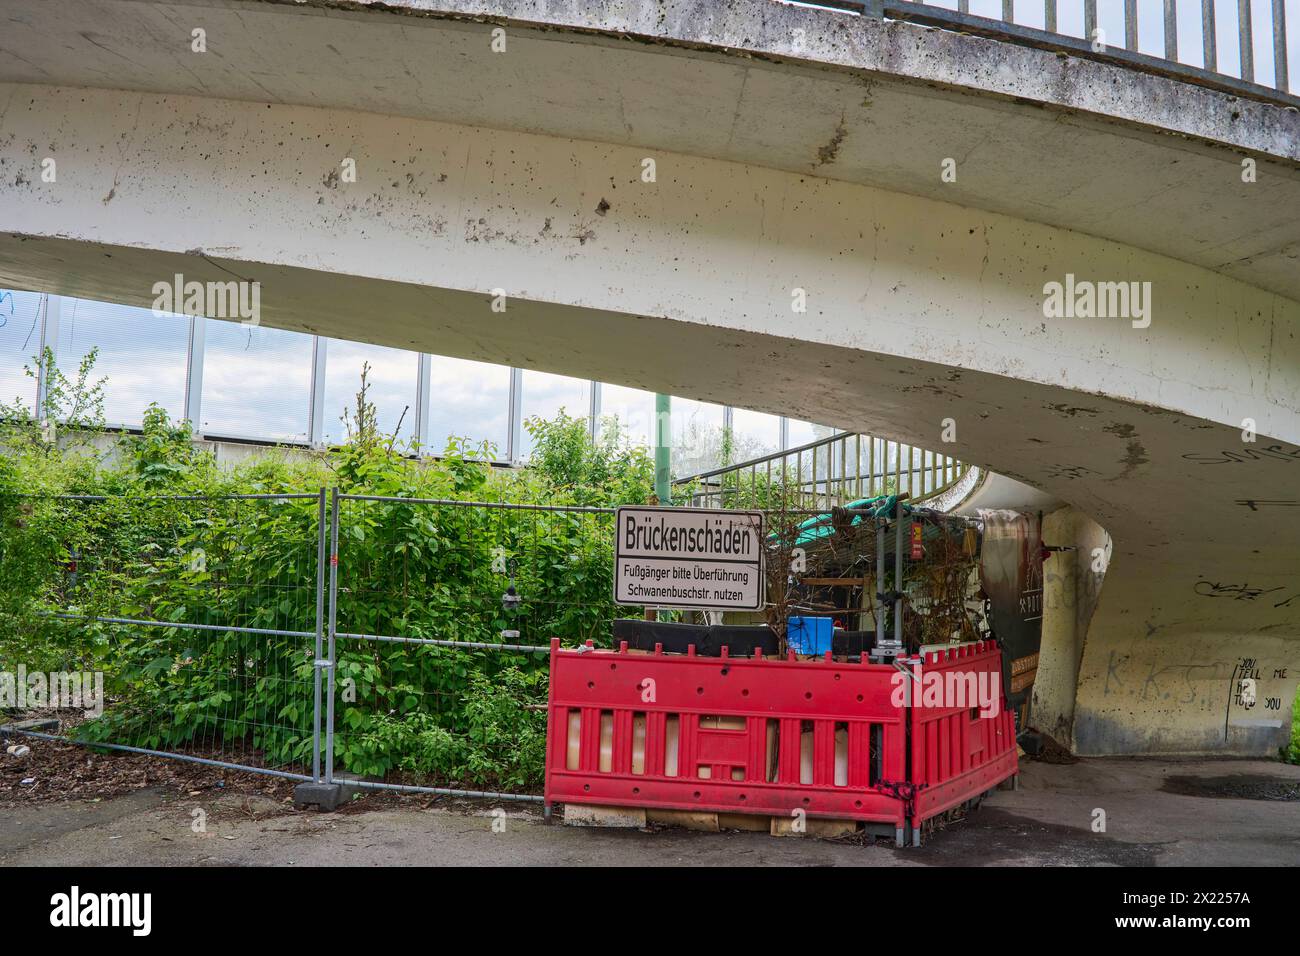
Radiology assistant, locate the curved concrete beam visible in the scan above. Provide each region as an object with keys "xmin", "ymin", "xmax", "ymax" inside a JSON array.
[{"xmin": 2, "ymin": 0, "xmax": 1297, "ymax": 300}]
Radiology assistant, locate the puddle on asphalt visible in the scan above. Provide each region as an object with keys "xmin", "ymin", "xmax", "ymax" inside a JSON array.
[
  {"xmin": 1160, "ymin": 774, "xmax": 1300, "ymax": 802},
  {"xmin": 900, "ymin": 808, "xmax": 1165, "ymax": 866}
]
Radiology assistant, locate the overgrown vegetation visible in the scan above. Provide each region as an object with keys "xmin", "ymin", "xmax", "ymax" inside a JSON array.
[{"xmin": 0, "ymin": 358, "xmax": 653, "ymax": 791}]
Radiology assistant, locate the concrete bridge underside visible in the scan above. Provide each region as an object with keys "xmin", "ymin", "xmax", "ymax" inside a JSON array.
[{"xmin": 1, "ymin": 0, "xmax": 1298, "ymax": 755}]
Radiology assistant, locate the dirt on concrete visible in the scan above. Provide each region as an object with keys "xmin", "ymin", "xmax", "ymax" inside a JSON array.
[
  {"xmin": 1026, "ymin": 729, "xmax": 1079, "ymax": 765},
  {"xmin": 1, "ymin": 735, "xmax": 299, "ymax": 806}
]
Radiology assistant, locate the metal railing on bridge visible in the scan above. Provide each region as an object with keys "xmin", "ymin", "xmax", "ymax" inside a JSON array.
[
  {"xmin": 673, "ymin": 430, "xmax": 970, "ymax": 510},
  {"xmin": 818, "ymin": 1, "xmax": 1294, "ymax": 105}
]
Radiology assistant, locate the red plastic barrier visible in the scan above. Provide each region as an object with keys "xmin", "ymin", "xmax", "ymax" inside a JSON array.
[
  {"xmin": 545, "ymin": 640, "xmax": 909, "ymax": 827},
  {"xmin": 545, "ymin": 638, "xmax": 1018, "ymax": 843},
  {"xmin": 907, "ymin": 641, "xmax": 1018, "ymax": 829}
]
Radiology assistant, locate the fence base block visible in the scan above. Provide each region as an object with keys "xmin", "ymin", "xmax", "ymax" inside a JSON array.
[
  {"xmin": 564, "ymin": 804, "xmax": 647, "ymax": 828},
  {"xmin": 646, "ymin": 809, "xmax": 721, "ymax": 831},
  {"xmin": 717, "ymin": 813, "xmax": 771, "ymax": 833},
  {"xmin": 770, "ymin": 816, "xmax": 859, "ymax": 839},
  {"xmin": 293, "ymin": 782, "xmax": 347, "ymax": 811}
]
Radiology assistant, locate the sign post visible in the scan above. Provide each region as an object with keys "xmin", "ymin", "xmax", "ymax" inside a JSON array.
[{"xmin": 614, "ymin": 506, "xmax": 764, "ymax": 611}]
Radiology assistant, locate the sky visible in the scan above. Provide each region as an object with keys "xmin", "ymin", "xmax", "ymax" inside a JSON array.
[
  {"xmin": 0, "ymin": 290, "xmax": 45, "ymax": 409},
  {"xmin": 0, "ymin": 293, "xmax": 804, "ymax": 469}
]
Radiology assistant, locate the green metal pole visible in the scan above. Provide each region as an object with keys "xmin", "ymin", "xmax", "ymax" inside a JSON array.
[{"xmin": 655, "ymin": 393, "xmax": 671, "ymax": 505}]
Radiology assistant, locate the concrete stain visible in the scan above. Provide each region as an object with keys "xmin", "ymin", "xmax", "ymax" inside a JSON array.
[
  {"xmin": 1112, "ymin": 439, "xmax": 1148, "ymax": 481},
  {"xmin": 815, "ymin": 117, "xmax": 847, "ymax": 167},
  {"xmin": 1046, "ymin": 403, "xmax": 1099, "ymax": 417}
]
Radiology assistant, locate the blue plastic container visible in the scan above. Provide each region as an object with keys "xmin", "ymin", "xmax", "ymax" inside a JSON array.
[{"xmin": 787, "ymin": 616, "xmax": 834, "ymax": 655}]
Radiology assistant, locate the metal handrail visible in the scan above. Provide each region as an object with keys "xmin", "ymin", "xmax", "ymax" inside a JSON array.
[
  {"xmin": 673, "ymin": 429, "xmax": 970, "ymax": 509},
  {"xmin": 678, "ymin": 430, "xmax": 854, "ymax": 483},
  {"xmin": 824, "ymin": 1, "xmax": 1295, "ymax": 106}
]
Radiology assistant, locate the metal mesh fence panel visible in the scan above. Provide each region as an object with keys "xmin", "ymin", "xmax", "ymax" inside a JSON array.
[
  {"xmin": 326, "ymin": 495, "xmax": 633, "ymax": 796},
  {"xmin": 0, "ymin": 491, "xmax": 326, "ymax": 780}
]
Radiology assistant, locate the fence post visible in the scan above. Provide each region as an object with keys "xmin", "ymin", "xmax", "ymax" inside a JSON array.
[
  {"xmin": 1202, "ymin": 0, "xmax": 1218, "ymax": 72},
  {"xmin": 1273, "ymin": 0, "xmax": 1289, "ymax": 92},
  {"xmin": 875, "ymin": 516, "xmax": 886, "ymax": 652},
  {"xmin": 312, "ymin": 487, "xmax": 327, "ymax": 783},
  {"xmin": 1163, "ymin": 0, "xmax": 1178, "ymax": 62},
  {"xmin": 325, "ymin": 487, "xmax": 340, "ymax": 785},
  {"xmin": 1238, "ymin": 0, "xmax": 1254, "ymax": 83},
  {"xmin": 893, "ymin": 499, "xmax": 905, "ymax": 655}
]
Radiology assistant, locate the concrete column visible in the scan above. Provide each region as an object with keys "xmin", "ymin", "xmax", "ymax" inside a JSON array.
[
  {"xmin": 183, "ymin": 315, "xmax": 206, "ymax": 432},
  {"xmin": 507, "ymin": 367, "xmax": 523, "ymax": 462},
  {"xmin": 414, "ymin": 352, "xmax": 432, "ymax": 453},
  {"xmin": 34, "ymin": 294, "xmax": 60, "ymax": 415},
  {"xmin": 308, "ymin": 336, "xmax": 328, "ymax": 447}
]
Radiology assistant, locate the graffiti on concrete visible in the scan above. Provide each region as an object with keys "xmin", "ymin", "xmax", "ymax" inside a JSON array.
[
  {"xmin": 1103, "ymin": 649, "xmax": 1124, "ymax": 696},
  {"xmin": 1136, "ymin": 661, "xmax": 1219, "ymax": 705},
  {"xmin": 1193, "ymin": 579, "xmax": 1300, "ymax": 609},
  {"xmin": 1224, "ymin": 658, "xmax": 1291, "ymax": 740},
  {"xmin": 1182, "ymin": 444, "xmax": 1300, "ymax": 465},
  {"xmin": 1100, "ymin": 652, "xmax": 1219, "ymax": 707}
]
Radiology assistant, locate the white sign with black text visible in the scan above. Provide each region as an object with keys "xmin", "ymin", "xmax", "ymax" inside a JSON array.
[{"xmin": 614, "ymin": 506, "xmax": 764, "ymax": 610}]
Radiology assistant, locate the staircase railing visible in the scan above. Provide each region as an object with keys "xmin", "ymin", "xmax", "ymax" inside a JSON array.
[
  {"xmin": 672, "ymin": 431, "xmax": 971, "ymax": 510},
  {"xmin": 832, "ymin": 1, "xmax": 1295, "ymax": 106}
]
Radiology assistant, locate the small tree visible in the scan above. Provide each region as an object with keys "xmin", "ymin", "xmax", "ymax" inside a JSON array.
[
  {"xmin": 0, "ymin": 346, "xmax": 107, "ymax": 456},
  {"xmin": 129, "ymin": 403, "xmax": 199, "ymax": 488},
  {"xmin": 523, "ymin": 410, "xmax": 654, "ymax": 506},
  {"xmin": 331, "ymin": 362, "xmax": 410, "ymax": 492}
]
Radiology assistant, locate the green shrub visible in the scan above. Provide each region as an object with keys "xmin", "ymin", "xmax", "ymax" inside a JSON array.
[{"xmin": 0, "ymin": 358, "xmax": 647, "ymax": 791}]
